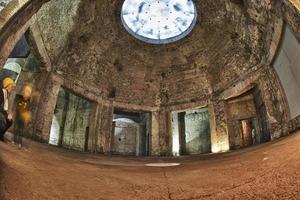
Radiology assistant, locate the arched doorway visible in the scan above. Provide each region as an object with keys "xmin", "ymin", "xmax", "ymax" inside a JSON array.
[{"xmin": 112, "ymin": 110, "xmax": 151, "ymax": 156}]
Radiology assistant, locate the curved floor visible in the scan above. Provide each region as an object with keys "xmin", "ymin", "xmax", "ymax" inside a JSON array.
[{"xmin": 1, "ymin": 132, "xmax": 300, "ymax": 200}]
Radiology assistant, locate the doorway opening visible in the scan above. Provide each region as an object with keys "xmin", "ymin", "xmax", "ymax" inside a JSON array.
[
  {"xmin": 239, "ymin": 118, "xmax": 256, "ymax": 147},
  {"xmin": 172, "ymin": 107, "xmax": 211, "ymax": 156},
  {"xmin": 49, "ymin": 87, "xmax": 92, "ymax": 152},
  {"xmin": 112, "ymin": 109, "xmax": 151, "ymax": 156},
  {"xmin": 226, "ymin": 88, "xmax": 270, "ymax": 150},
  {"xmin": 0, "ymin": 30, "xmax": 44, "ymax": 139}
]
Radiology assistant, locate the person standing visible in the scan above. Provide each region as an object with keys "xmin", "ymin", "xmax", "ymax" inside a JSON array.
[
  {"xmin": 0, "ymin": 77, "xmax": 15, "ymax": 142},
  {"xmin": 14, "ymin": 85, "xmax": 32, "ymax": 149}
]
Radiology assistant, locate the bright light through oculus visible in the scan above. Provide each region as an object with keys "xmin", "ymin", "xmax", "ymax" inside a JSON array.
[{"xmin": 121, "ymin": 0, "xmax": 197, "ymax": 44}]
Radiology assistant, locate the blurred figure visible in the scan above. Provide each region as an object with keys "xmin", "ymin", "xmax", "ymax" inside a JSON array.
[
  {"xmin": 14, "ymin": 84, "xmax": 32, "ymax": 149},
  {"xmin": 0, "ymin": 77, "xmax": 16, "ymax": 142}
]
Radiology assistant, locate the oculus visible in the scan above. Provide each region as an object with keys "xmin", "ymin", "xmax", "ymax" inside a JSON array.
[{"xmin": 121, "ymin": 0, "xmax": 197, "ymax": 44}]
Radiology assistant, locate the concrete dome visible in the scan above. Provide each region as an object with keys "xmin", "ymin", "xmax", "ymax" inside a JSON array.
[{"xmin": 1, "ymin": 0, "xmax": 300, "ymax": 199}]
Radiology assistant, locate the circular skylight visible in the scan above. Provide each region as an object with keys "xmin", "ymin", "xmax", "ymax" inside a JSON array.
[{"xmin": 121, "ymin": 0, "xmax": 197, "ymax": 44}]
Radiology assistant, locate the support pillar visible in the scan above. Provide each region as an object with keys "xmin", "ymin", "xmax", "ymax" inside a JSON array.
[
  {"xmin": 151, "ymin": 108, "xmax": 172, "ymax": 156},
  {"xmin": 33, "ymin": 73, "xmax": 62, "ymax": 142},
  {"xmin": 87, "ymin": 103, "xmax": 100, "ymax": 153},
  {"xmin": 95, "ymin": 103, "xmax": 113, "ymax": 154},
  {"xmin": 151, "ymin": 111, "xmax": 160, "ymax": 156},
  {"xmin": 209, "ymin": 100, "xmax": 230, "ymax": 153}
]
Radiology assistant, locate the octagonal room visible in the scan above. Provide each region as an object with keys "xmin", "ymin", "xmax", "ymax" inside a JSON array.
[{"xmin": 0, "ymin": 0, "xmax": 300, "ymax": 199}]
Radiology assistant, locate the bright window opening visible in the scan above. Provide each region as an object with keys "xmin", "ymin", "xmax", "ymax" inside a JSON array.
[{"xmin": 121, "ymin": 0, "xmax": 197, "ymax": 44}]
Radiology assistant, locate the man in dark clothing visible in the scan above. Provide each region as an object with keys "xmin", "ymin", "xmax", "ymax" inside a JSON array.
[{"xmin": 0, "ymin": 77, "xmax": 15, "ymax": 142}]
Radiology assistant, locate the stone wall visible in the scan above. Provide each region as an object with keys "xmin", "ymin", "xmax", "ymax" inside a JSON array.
[
  {"xmin": 52, "ymin": 88, "xmax": 92, "ymax": 151},
  {"xmin": 112, "ymin": 119, "xmax": 138, "ymax": 156},
  {"xmin": 184, "ymin": 108, "xmax": 211, "ymax": 154},
  {"xmin": 35, "ymin": 0, "xmax": 80, "ymax": 61},
  {"xmin": 1, "ymin": 0, "xmax": 300, "ymax": 156}
]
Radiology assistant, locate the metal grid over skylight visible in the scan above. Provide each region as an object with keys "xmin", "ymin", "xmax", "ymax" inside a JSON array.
[{"xmin": 121, "ymin": 0, "xmax": 197, "ymax": 44}]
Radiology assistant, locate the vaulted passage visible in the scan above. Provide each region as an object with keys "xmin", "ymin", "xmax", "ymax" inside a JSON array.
[
  {"xmin": 49, "ymin": 88, "xmax": 92, "ymax": 151},
  {"xmin": 0, "ymin": 0, "xmax": 300, "ymax": 199},
  {"xmin": 225, "ymin": 88, "xmax": 270, "ymax": 150},
  {"xmin": 112, "ymin": 110, "xmax": 151, "ymax": 156},
  {"xmin": 172, "ymin": 108, "xmax": 211, "ymax": 156}
]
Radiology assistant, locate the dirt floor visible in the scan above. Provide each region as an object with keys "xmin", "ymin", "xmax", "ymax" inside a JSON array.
[{"xmin": 1, "ymin": 132, "xmax": 300, "ymax": 200}]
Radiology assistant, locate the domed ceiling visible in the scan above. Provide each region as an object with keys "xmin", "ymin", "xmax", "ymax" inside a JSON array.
[{"xmin": 31, "ymin": 0, "xmax": 281, "ymax": 106}]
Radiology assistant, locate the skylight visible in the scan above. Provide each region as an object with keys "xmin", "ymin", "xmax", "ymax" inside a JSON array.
[{"xmin": 121, "ymin": 0, "xmax": 197, "ymax": 44}]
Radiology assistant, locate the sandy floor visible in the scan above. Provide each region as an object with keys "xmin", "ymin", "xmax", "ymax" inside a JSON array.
[{"xmin": 1, "ymin": 132, "xmax": 300, "ymax": 200}]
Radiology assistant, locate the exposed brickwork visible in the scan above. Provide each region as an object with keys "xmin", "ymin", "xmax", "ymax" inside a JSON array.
[{"xmin": 0, "ymin": 0, "xmax": 300, "ymax": 155}]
